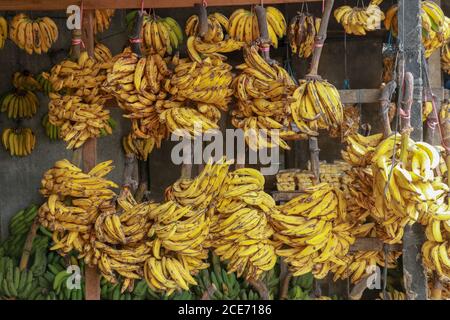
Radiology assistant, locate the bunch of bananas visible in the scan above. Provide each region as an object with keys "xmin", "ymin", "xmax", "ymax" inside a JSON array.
[
  {"xmin": 270, "ymin": 183, "xmax": 355, "ymax": 279},
  {"xmin": 0, "ymin": 257, "xmax": 35, "ymax": 299},
  {"xmin": 379, "ymin": 289, "xmax": 406, "ymax": 300},
  {"xmin": 331, "ymin": 105, "xmax": 361, "ymax": 138},
  {"xmin": 48, "ymin": 94, "xmax": 111, "ymax": 149},
  {"xmin": 371, "ymin": 134, "xmax": 448, "ymax": 243},
  {"xmin": 1, "ymin": 89, "xmax": 39, "ymax": 119},
  {"xmin": 385, "ymin": 1, "xmax": 450, "ymax": 58},
  {"xmin": 38, "ymin": 160, "xmax": 117, "ymax": 264},
  {"xmin": 290, "ymin": 78, "xmax": 344, "ymax": 136},
  {"xmin": 276, "ymin": 170, "xmax": 299, "ymax": 192},
  {"xmin": 0, "ymin": 16, "xmax": 7, "ymax": 49},
  {"xmin": 187, "ymin": 36, "xmax": 244, "ymax": 62},
  {"xmin": 103, "ymin": 49, "xmax": 170, "ymax": 149},
  {"xmin": 94, "ymin": 9, "xmax": 115, "ymax": 34},
  {"xmin": 185, "ymin": 12, "xmax": 243, "ymax": 57},
  {"xmin": 232, "ymin": 45, "xmax": 300, "ymax": 150},
  {"xmin": 9, "ymin": 14, "xmax": 58, "ymax": 54},
  {"xmin": 1, "ymin": 127, "xmax": 36, "ymax": 157},
  {"xmin": 12, "ymin": 71, "xmax": 41, "ymax": 91},
  {"xmin": 334, "ymin": 0, "xmax": 385, "ymax": 36},
  {"xmin": 36, "ymin": 72, "xmax": 53, "ymax": 95},
  {"xmin": 41, "ymin": 113, "xmax": 60, "ymax": 141},
  {"xmin": 122, "ymin": 133, "xmax": 155, "ymax": 161},
  {"xmin": 422, "ymin": 217, "xmax": 450, "ymax": 281},
  {"xmin": 186, "ymin": 12, "xmax": 229, "ymax": 39},
  {"xmin": 93, "ymin": 42, "xmax": 113, "ymax": 62},
  {"xmin": 228, "ymin": 7, "xmax": 286, "ymax": 48},
  {"xmin": 442, "ymin": 43, "xmax": 450, "ymax": 74},
  {"xmin": 210, "ymin": 167, "xmax": 277, "ymax": 280},
  {"xmin": 341, "ymin": 133, "xmax": 384, "ymax": 167},
  {"xmin": 288, "ymin": 12, "xmax": 321, "ymax": 58},
  {"xmin": 49, "ymin": 51, "xmax": 110, "ymax": 99},
  {"xmin": 136, "ymin": 13, "xmax": 183, "ymax": 56}
]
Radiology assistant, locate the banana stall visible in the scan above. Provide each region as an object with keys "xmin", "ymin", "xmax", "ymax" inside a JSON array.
[{"xmin": 0, "ymin": 0, "xmax": 449, "ymax": 301}]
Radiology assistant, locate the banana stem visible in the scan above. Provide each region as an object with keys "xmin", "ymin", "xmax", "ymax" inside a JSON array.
[
  {"xmin": 255, "ymin": 5, "xmax": 272, "ymax": 63},
  {"xmin": 70, "ymin": 29, "xmax": 82, "ymax": 61},
  {"xmin": 195, "ymin": 3, "xmax": 208, "ymax": 38},
  {"xmin": 19, "ymin": 217, "xmax": 39, "ymax": 271},
  {"xmin": 309, "ymin": 137, "xmax": 320, "ymax": 184},
  {"xmin": 248, "ymin": 278, "xmax": 270, "ymax": 300},
  {"xmin": 306, "ymin": 0, "xmax": 334, "ymax": 77},
  {"xmin": 379, "ymin": 81, "xmax": 397, "ymax": 138},
  {"xmin": 399, "ymin": 73, "xmax": 414, "ymax": 165},
  {"xmin": 430, "ymin": 273, "xmax": 442, "ymax": 300},
  {"xmin": 129, "ymin": 11, "xmax": 144, "ymax": 57}
]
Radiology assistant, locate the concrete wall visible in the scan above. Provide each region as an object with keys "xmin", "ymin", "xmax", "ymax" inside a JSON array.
[{"xmin": 0, "ymin": 2, "xmax": 387, "ymax": 237}]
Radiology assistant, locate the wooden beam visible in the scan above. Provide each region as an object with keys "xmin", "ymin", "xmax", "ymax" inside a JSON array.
[{"xmin": 0, "ymin": 0, "xmax": 322, "ymax": 11}]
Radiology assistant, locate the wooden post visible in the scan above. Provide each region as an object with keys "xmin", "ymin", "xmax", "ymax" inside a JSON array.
[
  {"xmin": 398, "ymin": 0, "xmax": 428, "ymax": 300},
  {"xmin": 195, "ymin": 3, "xmax": 208, "ymax": 38},
  {"xmin": 81, "ymin": 10, "xmax": 101, "ymax": 301}
]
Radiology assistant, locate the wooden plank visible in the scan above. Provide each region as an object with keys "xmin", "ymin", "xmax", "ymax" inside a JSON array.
[
  {"xmin": 349, "ymin": 238, "xmax": 402, "ymax": 252},
  {"xmin": 339, "ymin": 88, "xmax": 448, "ymax": 105},
  {"xmin": 82, "ymin": 10, "xmax": 101, "ymax": 301},
  {"xmin": 0, "ymin": 0, "xmax": 322, "ymax": 11}
]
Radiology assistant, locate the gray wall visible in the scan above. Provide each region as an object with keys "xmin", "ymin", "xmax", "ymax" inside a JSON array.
[{"xmin": 0, "ymin": 2, "xmax": 387, "ymax": 238}]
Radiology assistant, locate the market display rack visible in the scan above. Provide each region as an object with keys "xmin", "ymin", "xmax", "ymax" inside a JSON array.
[{"xmin": 0, "ymin": 0, "xmax": 447, "ymax": 300}]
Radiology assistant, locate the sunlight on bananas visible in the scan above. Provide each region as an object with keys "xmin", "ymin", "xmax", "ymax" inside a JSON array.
[
  {"xmin": 385, "ymin": 1, "xmax": 450, "ymax": 58},
  {"xmin": 9, "ymin": 14, "xmax": 58, "ymax": 54},
  {"xmin": 1, "ymin": 127, "xmax": 36, "ymax": 157},
  {"xmin": 289, "ymin": 12, "xmax": 321, "ymax": 59},
  {"xmin": 228, "ymin": 7, "xmax": 286, "ymax": 48},
  {"xmin": 334, "ymin": 0, "xmax": 385, "ymax": 36}
]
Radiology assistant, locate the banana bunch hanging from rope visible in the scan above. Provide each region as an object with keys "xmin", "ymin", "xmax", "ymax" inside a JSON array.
[
  {"xmin": 42, "ymin": 113, "xmax": 60, "ymax": 140},
  {"xmin": 288, "ymin": 12, "xmax": 321, "ymax": 58},
  {"xmin": 9, "ymin": 13, "xmax": 58, "ymax": 54},
  {"xmin": 341, "ymin": 133, "xmax": 384, "ymax": 167},
  {"xmin": 48, "ymin": 93, "xmax": 112, "ymax": 149},
  {"xmin": 94, "ymin": 9, "xmax": 115, "ymax": 34},
  {"xmin": 186, "ymin": 12, "xmax": 229, "ymax": 40},
  {"xmin": 49, "ymin": 51, "xmax": 111, "ymax": 99},
  {"xmin": 187, "ymin": 36, "xmax": 245, "ymax": 61},
  {"xmin": 0, "ymin": 16, "xmax": 7, "ymax": 49},
  {"xmin": 1, "ymin": 89, "xmax": 39, "ymax": 119},
  {"xmin": 210, "ymin": 167, "xmax": 277, "ymax": 281},
  {"xmin": 1, "ymin": 127, "xmax": 36, "ymax": 157},
  {"xmin": 442, "ymin": 43, "xmax": 450, "ymax": 74},
  {"xmin": 385, "ymin": 1, "xmax": 450, "ymax": 58},
  {"xmin": 228, "ymin": 6, "xmax": 286, "ymax": 48},
  {"xmin": 232, "ymin": 45, "xmax": 300, "ymax": 150},
  {"xmin": 290, "ymin": 78, "xmax": 344, "ymax": 136},
  {"xmin": 334, "ymin": 0, "xmax": 385, "ymax": 36},
  {"xmin": 270, "ymin": 183, "xmax": 355, "ymax": 279},
  {"xmin": 129, "ymin": 12, "xmax": 183, "ymax": 56}
]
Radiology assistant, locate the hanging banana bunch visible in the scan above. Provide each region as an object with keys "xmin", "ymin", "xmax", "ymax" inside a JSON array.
[
  {"xmin": 341, "ymin": 133, "xmax": 384, "ymax": 167},
  {"xmin": 0, "ymin": 16, "xmax": 7, "ymax": 49},
  {"xmin": 36, "ymin": 72, "xmax": 53, "ymax": 95},
  {"xmin": 334, "ymin": 0, "xmax": 385, "ymax": 36},
  {"xmin": 1, "ymin": 89, "xmax": 39, "ymax": 119},
  {"xmin": 209, "ymin": 167, "xmax": 277, "ymax": 281},
  {"xmin": 422, "ymin": 222, "xmax": 450, "ymax": 281},
  {"xmin": 48, "ymin": 93, "xmax": 112, "ymax": 149},
  {"xmin": 122, "ymin": 133, "xmax": 156, "ymax": 161},
  {"xmin": 232, "ymin": 45, "xmax": 301, "ymax": 150},
  {"xmin": 288, "ymin": 12, "xmax": 321, "ymax": 58},
  {"xmin": 9, "ymin": 13, "xmax": 58, "ymax": 54},
  {"xmin": 1, "ymin": 127, "xmax": 36, "ymax": 157},
  {"xmin": 126, "ymin": 10, "xmax": 183, "ymax": 56},
  {"xmin": 228, "ymin": 6, "xmax": 286, "ymax": 48},
  {"xmin": 270, "ymin": 183, "xmax": 355, "ymax": 279},
  {"xmin": 385, "ymin": 1, "xmax": 450, "ymax": 58},
  {"xmin": 94, "ymin": 9, "xmax": 115, "ymax": 34},
  {"xmin": 185, "ymin": 12, "xmax": 244, "ymax": 57},
  {"xmin": 331, "ymin": 105, "xmax": 361, "ymax": 138},
  {"xmin": 12, "ymin": 71, "xmax": 41, "ymax": 91},
  {"xmin": 290, "ymin": 78, "xmax": 344, "ymax": 137}
]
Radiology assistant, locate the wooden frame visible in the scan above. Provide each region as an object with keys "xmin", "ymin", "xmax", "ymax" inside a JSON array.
[{"xmin": 0, "ymin": 0, "xmax": 322, "ymax": 11}]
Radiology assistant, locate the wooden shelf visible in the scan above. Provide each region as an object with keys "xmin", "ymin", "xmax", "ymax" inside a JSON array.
[{"xmin": 0, "ymin": 0, "xmax": 322, "ymax": 11}]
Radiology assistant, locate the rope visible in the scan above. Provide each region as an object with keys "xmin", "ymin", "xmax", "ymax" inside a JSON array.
[{"xmin": 202, "ymin": 0, "xmax": 208, "ymax": 7}]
